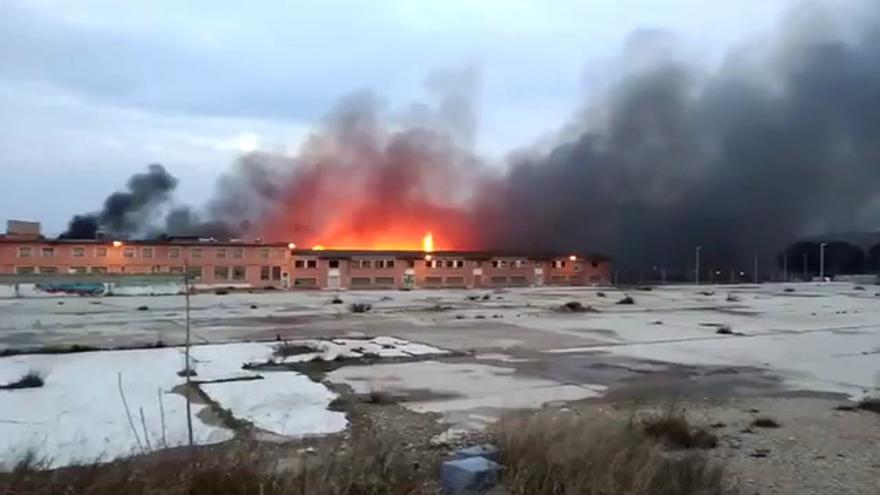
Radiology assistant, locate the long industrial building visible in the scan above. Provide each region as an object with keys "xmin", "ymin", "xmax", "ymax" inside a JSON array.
[{"xmin": 0, "ymin": 220, "xmax": 611, "ymax": 289}]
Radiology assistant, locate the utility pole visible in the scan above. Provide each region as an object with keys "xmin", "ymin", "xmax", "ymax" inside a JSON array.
[
  {"xmin": 803, "ymin": 253, "xmax": 808, "ymax": 281},
  {"xmin": 753, "ymin": 253, "xmax": 759, "ymax": 284},
  {"xmin": 183, "ymin": 261, "xmax": 194, "ymax": 447},
  {"xmin": 819, "ymin": 242, "xmax": 828, "ymax": 281},
  {"xmin": 783, "ymin": 253, "xmax": 788, "ymax": 282},
  {"xmin": 695, "ymin": 246, "xmax": 702, "ymax": 285},
  {"xmin": 661, "ymin": 268, "xmax": 667, "ymax": 286}
]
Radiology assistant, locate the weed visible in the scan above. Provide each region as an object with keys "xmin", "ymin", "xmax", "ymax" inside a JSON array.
[
  {"xmin": 640, "ymin": 411, "xmax": 718, "ymax": 449},
  {"xmin": 856, "ymin": 397, "xmax": 880, "ymax": 414}
]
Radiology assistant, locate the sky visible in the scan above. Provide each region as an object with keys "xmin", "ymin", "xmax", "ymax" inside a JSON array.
[{"xmin": 0, "ymin": 0, "xmax": 794, "ymax": 235}]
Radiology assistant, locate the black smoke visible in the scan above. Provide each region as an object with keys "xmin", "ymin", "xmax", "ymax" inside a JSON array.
[
  {"xmin": 483, "ymin": 6, "xmax": 880, "ymax": 278},
  {"xmin": 61, "ymin": 164, "xmax": 179, "ymax": 239}
]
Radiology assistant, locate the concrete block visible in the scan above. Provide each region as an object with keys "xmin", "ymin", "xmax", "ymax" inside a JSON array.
[
  {"xmin": 441, "ymin": 456, "xmax": 501, "ymax": 495},
  {"xmin": 454, "ymin": 444, "xmax": 500, "ymax": 463}
]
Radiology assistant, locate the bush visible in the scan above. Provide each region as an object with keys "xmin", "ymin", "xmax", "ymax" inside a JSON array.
[
  {"xmin": 349, "ymin": 302, "xmax": 372, "ymax": 313},
  {"xmin": 557, "ymin": 301, "xmax": 599, "ymax": 313},
  {"xmin": 750, "ymin": 417, "xmax": 781, "ymax": 428},
  {"xmin": 640, "ymin": 411, "xmax": 719, "ymax": 449},
  {"xmin": 1, "ymin": 370, "xmax": 44, "ymax": 390},
  {"xmin": 492, "ymin": 410, "xmax": 727, "ymax": 495}
]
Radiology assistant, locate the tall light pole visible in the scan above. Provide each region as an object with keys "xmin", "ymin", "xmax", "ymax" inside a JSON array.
[
  {"xmin": 819, "ymin": 242, "xmax": 828, "ymax": 281},
  {"xmin": 695, "ymin": 246, "xmax": 702, "ymax": 285},
  {"xmin": 753, "ymin": 253, "xmax": 759, "ymax": 284},
  {"xmin": 803, "ymin": 253, "xmax": 808, "ymax": 281},
  {"xmin": 783, "ymin": 253, "xmax": 788, "ymax": 282}
]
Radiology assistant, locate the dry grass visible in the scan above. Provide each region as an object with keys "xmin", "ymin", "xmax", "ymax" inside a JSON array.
[
  {"xmin": 1, "ymin": 438, "xmax": 422, "ymax": 495},
  {"xmin": 492, "ymin": 410, "xmax": 730, "ymax": 495}
]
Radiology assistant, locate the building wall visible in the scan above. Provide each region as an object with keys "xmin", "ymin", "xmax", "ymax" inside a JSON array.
[{"xmin": 0, "ymin": 240, "xmax": 610, "ymax": 289}]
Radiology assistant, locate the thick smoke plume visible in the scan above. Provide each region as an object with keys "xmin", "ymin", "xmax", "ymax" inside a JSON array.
[
  {"xmin": 61, "ymin": 164, "xmax": 178, "ymax": 239},
  {"xmin": 61, "ymin": 3, "xmax": 880, "ymax": 276}
]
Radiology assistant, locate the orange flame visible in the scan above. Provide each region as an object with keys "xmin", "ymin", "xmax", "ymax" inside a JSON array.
[{"xmin": 422, "ymin": 232, "xmax": 434, "ymax": 253}]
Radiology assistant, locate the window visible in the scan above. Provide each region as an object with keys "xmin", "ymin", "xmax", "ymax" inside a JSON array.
[
  {"xmin": 260, "ymin": 266, "xmax": 271, "ymax": 280},
  {"xmin": 446, "ymin": 276, "xmax": 465, "ymax": 286},
  {"xmin": 15, "ymin": 266, "xmax": 35, "ymax": 274},
  {"xmin": 359, "ymin": 260, "xmax": 372, "ymax": 269},
  {"xmin": 186, "ymin": 266, "xmax": 202, "ymax": 279},
  {"xmin": 72, "ymin": 247, "xmax": 86, "ymax": 258},
  {"xmin": 69, "ymin": 266, "xmax": 87, "ymax": 274},
  {"xmin": 386, "ymin": 259, "xmax": 395, "ymax": 268},
  {"xmin": 95, "ymin": 247, "xmax": 107, "ymax": 257},
  {"xmin": 232, "ymin": 266, "xmax": 246, "ymax": 281},
  {"xmin": 232, "ymin": 248, "xmax": 243, "ymax": 259},
  {"xmin": 142, "ymin": 247, "xmax": 154, "ymax": 258},
  {"xmin": 446, "ymin": 260, "xmax": 456, "ymax": 268},
  {"xmin": 91, "ymin": 266, "xmax": 108, "ymax": 274},
  {"xmin": 17, "ymin": 247, "xmax": 32, "ymax": 258},
  {"xmin": 351, "ymin": 277, "xmax": 371, "ymax": 286},
  {"xmin": 190, "ymin": 247, "xmax": 202, "ymax": 258},
  {"xmin": 259, "ymin": 248, "xmax": 269, "ymax": 259},
  {"xmin": 328, "ymin": 260, "xmax": 339, "ymax": 268},
  {"xmin": 150, "ymin": 265, "xmax": 163, "ymax": 273},
  {"xmin": 169, "ymin": 247, "xmax": 181, "ymax": 258},
  {"xmin": 374, "ymin": 276, "xmax": 395, "ymax": 285},
  {"xmin": 169, "ymin": 266, "xmax": 185, "ymax": 274},
  {"xmin": 514, "ymin": 259, "xmax": 526, "ymax": 268},
  {"xmin": 491, "ymin": 260, "xmax": 499, "ymax": 268},
  {"xmin": 214, "ymin": 266, "xmax": 230, "ymax": 280},
  {"xmin": 294, "ymin": 260, "xmax": 305, "ymax": 268},
  {"xmin": 41, "ymin": 247, "xmax": 54, "ymax": 258},
  {"xmin": 306, "ymin": 259, "xmax": 317, "ymax": 268},
  {"xmin": 216, "ymin": 248, "xmax": 227, "ymax": 259},
  {"xmin": 39, "ymin": 266, "xmax": 58, "ymax": 274},
  {"xmin": 294, "ymin": 277, "xmax": 318, "ymax": 287},
  {"xmin": 491, "ymin": 276, "xmax": 508, "ymax": 284},
  {"xmin": 272, "ymin": 266, "xmax": 282, "ymax": 280},
  {"xmin": 553, "ymin": 260, "xmax": 566, "ymax": 269},
  {"xmin": 123, "ymin": 247, "xmax": 135, "ymax": 258}
]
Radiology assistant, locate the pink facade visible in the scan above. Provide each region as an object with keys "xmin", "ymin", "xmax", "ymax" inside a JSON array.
[{"xmin": 0, "ymin": 239, "xmax": 611, "ymax": 290}]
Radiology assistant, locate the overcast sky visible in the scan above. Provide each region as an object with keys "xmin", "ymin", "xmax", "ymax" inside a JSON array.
[{"xmin": 0, "ymin": 0, "xmax": 794, "ymax": 234}]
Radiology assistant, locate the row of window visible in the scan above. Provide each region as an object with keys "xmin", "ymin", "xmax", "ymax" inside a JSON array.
[
  {"xmin": 15, "ymin": 246, "xmax": 288, "ymax": 260},
  {"xmin": 351, "ymin": 259, "xmax": 396, "ymax": 269}
]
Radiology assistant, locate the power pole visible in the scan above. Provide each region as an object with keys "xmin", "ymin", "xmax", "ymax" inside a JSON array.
[
  {"xmin": 695, "ymin": 246, "xmax": 702, "ymax": 285},
  {"xmin": 753, "ymin": 254, "xmax": 759, "ymax": 284},
  {"xmin": 803, "ymin": 253, "xmax": 808, "ymax": 281},
  {"xmin": 819, "ymin": 242, "xmax": 828, "ymax": 281},
  {"xmin": 183, "ymin": 262, "xmax": 194, "ymax": 447},
  {"xmin": 783, "ymin": 253, "xmax": 788, "ymax": 282}
]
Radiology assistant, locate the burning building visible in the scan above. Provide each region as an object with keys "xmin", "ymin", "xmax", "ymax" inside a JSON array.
[{"xmin": 0, "ymin": 220, "xmax": 610, "ymax": 289}]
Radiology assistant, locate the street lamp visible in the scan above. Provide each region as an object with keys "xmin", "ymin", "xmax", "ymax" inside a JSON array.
[
  {"xmin": 819, "ymin": 242, "xmax": 828, "ymax": 281},
  {"xmin": 695, "ymin": 246, "xmax": 702, "ymax": 285}
]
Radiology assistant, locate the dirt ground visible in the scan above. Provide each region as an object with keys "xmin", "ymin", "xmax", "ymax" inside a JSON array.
[{"xmin": 2, "ymin": 282, "xmax": 879, "ymax": 493}]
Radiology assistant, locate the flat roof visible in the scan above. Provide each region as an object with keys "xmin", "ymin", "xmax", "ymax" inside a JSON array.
[{"xmin": 0, "ymin": 238, "xmax": 610, "ymax": 261}]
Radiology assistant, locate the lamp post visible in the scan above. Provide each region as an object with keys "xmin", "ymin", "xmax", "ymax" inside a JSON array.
[
  {"xmin": 819, "ymin": 242, "xmax": 828, "ymax": 281},
  {"xmin": 803, "ymin": 253, "xmax": 808, "ymax": 281},
  {"xmin": 695, "ymin": 246, "xmax": 702, "ymax": 285},
  {"xmin": 753, "ymin": 253, "xmax": 759, "ymax": 284}
]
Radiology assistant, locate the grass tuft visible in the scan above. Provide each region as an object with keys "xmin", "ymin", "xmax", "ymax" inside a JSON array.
[
  {"xmin": 492, "ymin": 410, "xmax": 729, "ymax": 495},
  {"xmin": 640, "ymin": 411, "xmax": 719, "ymax": 449}
]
